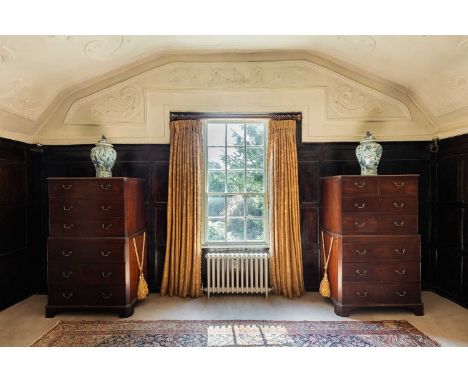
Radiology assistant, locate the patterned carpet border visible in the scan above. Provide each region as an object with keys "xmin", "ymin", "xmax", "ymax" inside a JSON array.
[{"xmin": 31, "ymin": 319, "xmax": 440, "ymax": 347}]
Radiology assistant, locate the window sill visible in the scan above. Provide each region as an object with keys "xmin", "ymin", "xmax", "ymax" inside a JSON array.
[{"xmin": 202, "ymin": 244, "xmax": 269, "ymax": 250}]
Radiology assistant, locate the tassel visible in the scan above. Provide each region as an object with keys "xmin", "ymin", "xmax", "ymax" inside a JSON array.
[
  {"xmin": 319, "ymin": 274, "xmax": 331, "ymax": 298},
  {"xmin": 133, "ymin": 232, "xmax": 149, "ymax": 301},
  {"xmin": 137, "ymin": 273, "xmax": 149, "ymax": 301},
  {"xmin": 319, "ymin": 231, "xmax": 334, "ymax": 298}
]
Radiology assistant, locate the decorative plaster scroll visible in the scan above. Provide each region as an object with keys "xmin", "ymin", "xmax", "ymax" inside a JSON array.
[
  {"xmin": 0, "ymin": 45, "xmax": 15, "ymax": 65},
  {"xmin": 0, "ymin": 78, "xmax": 43, "ymax": 120},
  {"xmin": 65, "ymin": 86, "xmax": 145, "ymax": 125},
  {"xmin": 83, "ymin": 36, "xmax": 125, "ymax": 60},
  {"xmin": 327, "ymin": 83, "xmax": 410, "ymax": 120},
  {"xmin": 329, "ymin": 85, "xmax": 384, "ymax": 118}
]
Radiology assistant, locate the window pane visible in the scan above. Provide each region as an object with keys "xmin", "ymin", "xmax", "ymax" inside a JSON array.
[
  {"xmin": 208, "ymin": 196, "xmax": 225, "ymax": 217},
  {"xmin": 227, "ymin": 218, "xmax": 244, "ymax": 241},
  {"xmin": 208, "ymin": 171, "xmax": 225, "ymax": 192},
  {"xmin": 227, "ymin": 195, "xmax": 244, "ymax": 216},
  {"xmin": 246, "ymin": 124, "xmax": 264, "ymax": 146},
  {"xmin": 246, "ymin": 219, "xmax": 264, "ymax": 241},
  {"xmin": 246, "ymin": 195, "xmax": 263, "ymax": 217},
  {"xmin": 245, "ymin": 171, "xmax": 263, "ymax": 192},
  {"xmin": 246, "ymin": 147, "xmax": 263, "ymax": 169},
  {"xmin": 208, "ymin": 219, "xmax": 225, "ymax": 241},
  {"xmin": 207, "ymin": 123, "xmax": 225, "ymax": 146},
  {"xmin": 208, "ymin": 147, "xmax": 225, "ymax": 170},
  {"xmin": 227, "ymin": 124, "xmax": 244, "ymax": 146},
  {"xmin": 227, "ymin": 147, "xmax": 245, "ymax": 169},
  {"xmin": 227, "ymin": 171, "xmax": 244, "ymax": 192}
]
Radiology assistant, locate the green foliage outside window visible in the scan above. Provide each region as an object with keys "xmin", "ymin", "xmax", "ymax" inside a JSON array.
[{"xmin": 206, "ymin": 122, "xmax": 266, "ymax": 243}]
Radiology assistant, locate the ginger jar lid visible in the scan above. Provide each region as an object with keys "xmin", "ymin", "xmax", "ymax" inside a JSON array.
[
  {"xmin": 360, "ymin": 131, "xmax": 377, "ymax": 143},
  {"xmin": 95, "ymin": 135, "xmax": 113, "ymax": 147}
]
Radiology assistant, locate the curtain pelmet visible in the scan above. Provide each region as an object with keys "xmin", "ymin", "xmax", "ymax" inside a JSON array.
[
  {"xmin": 160, "ymin": 120, "xmax": 203, "ymax": 297},
  {"xmin": 267, "ymin": 119, "xmax": 305, "ymax": 298}
]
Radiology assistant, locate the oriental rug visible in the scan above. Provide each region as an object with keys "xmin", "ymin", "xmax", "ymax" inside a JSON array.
[{"xmin": 31, "ymin": 319, "xmax": 439, "ymax": 347}]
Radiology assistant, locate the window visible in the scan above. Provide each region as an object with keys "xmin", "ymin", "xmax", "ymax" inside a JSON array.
[{"xmin": 204, "ymin": 120, "xmax": 267, "ymax": 246}]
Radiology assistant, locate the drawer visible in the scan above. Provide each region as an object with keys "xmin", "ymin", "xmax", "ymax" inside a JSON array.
[
  {"xmin": 342, "ymin": 283, "xmax": 421, "ymax": 305},
  {"xmin": 379, "ymin": 215, "xmax": 418, "ymax": 234},
  {"xmin": 342, "ymin": 197, "xmax": 381, "ymax": 213},
  {"xmin": 48, "ymin": 263, "xmax": 126, "ymax": 285},
  {"xmin": 342, "ymin": 215, "xmax": 379, "ymax": 234},
  {"xmin": 342, "ymin": 214, "xmax": 417, "ymax": 234},
  {"xmin": 48, "ymin": 285, "xmax": 126, "ymax": 306},
  {"xmin": 379, "ymin": 196, "xmax": 417, "ymax": 214},
  {"xmin": 342, "ymin": 240, "xmax": 420, "ymax": 262},
  {"xmin": 379, "ymin": 177, "xmax": 418, "ymax": 195},
  {"xmin": 48, "ymin": 238, "xmax": 126, "ymax": 263},
  {"xmin": 342, "ymin": 196, "xmax": 417, "ymax": 214},
  {"xmin": 48, "ymin": 179, "xmax": 124, "ymax": 199},
  {"xmin": 343, "ymin": 262, "xmax": 420, "ymax": 283},
  {"xmin": 49, "ymin": 217, "xmax": 125, "ymax": 237},
  {"xmin": 49, "ymin": 199, "xmax": 124, "ymax": 219},
  {"xmin": 341, "ymin": 177, "xmax": 378, "ymax": 196}
]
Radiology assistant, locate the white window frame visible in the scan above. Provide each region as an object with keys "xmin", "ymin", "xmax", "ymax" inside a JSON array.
[{"xmin": 202, "ymin": 118, "xmax": 269, "ymax": 248}]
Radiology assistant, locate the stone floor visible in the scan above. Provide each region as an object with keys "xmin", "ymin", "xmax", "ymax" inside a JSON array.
[{"xmin": 0, "ymin": 291, "xmax": 467, "ymax": 346}]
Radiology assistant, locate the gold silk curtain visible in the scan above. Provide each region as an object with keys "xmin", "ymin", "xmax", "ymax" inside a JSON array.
[
  {"xmin": 161, "ymin": 119, "xmax": 203, "ymax": 298},
  {"xmin": 267, "ymin": 119, "xmax": 305, "ymax": 298}
]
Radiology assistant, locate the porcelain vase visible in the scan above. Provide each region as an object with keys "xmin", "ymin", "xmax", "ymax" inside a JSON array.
[
  {"xmin": 355, "ymin": 131, "xmax": 382, "ymax": 176},
  {"xmin": 90, "ymin": 135, "xmax": 117, "ymax": 178}
]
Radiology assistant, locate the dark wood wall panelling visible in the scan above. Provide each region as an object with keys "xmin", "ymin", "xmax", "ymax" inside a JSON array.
[
  {"xmin": 0, "ymin": 138, "xmax": 39, "ymax": 309},
  {"xmin": 31, "ymin": 122, "xmax": 434, "ymax": 295},
  {"xmin": 434, "ymin": 135, "xmax": 468, "ymax": 307}
]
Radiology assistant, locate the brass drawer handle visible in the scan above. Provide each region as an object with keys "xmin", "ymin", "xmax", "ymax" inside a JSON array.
[
  {"xmin": 395, "ymin": 269, "xmax": 406, "ymax": 277},
  {"xmin": 355, "ymin": 269, "xmax": 367, "ymax": 276},
  {"xmin": 101, "ymin": 223, "xmax": 113, "ymax": 230},
  {"xmin": 62, "ymin": 292, "xmax": 73, "ymax": 299},
  {"xmin": 100, "ymin": 250, "xmax": 112, "ymax": 257},
  {"xmin": 62, "ymin": 271, "xmax": 73, "ymax": 278},
  {"xmin": 101, "ymin": 292, "xmax": 113, "ymax": 299},
  {"xmin": 61, "ymin": 250, "xmax": 73, "ymax": 257},
  {"xmin": 61, "ymin": 184, "xmax": 72, "ymax": 190},
  {"xmin": 393, "ymin": 221, "xmax": 405, "ymax": 227},
  {"xmin": 100, "ymin": 205, "xmax": 112, "ymax": 211},
  {"xmin": 354, "ymin": 181, "xmax": 366, "ymax": 188},
  {"xmin": 355, "ymin": 249, "xmax": 368, "ymax": 256},
  {"xmin": 100, "ymin": 184, "xmax": 111, "ymax": 190},
  {"xmin": 395, "ymin": 290, "xmax": 407, "ymax": 297},
  {"xmin": 393, "ymin": 202, "xmax": 406, "ymax": 208},
  {"xmin": 393, "ymin": 181, "xmax": 405, "ymax": 187},
  {"xmin": 63, "ymin": 223, "xmax": 74, "ymax": 230},
  {"xmin": 354, "ymin": 221, "xmax": 366, "ymax": 228},
  {"xmin": 63, "ymin": 205, "xmax": 74, "ymax": 211},
  {"xmin": 102, "ymin": 271, "xmax": 113, "ymax": 278},
  {"xmin": 354, "ymin": 202, "xmax": 367, "ymax": 209},
  {"xmin": 394, "ymin": 248, "xmax": 406, "ymax": 255},
  {"xmin": 356, "ymin": 291, "xmax": 368, "ymax": 298}
]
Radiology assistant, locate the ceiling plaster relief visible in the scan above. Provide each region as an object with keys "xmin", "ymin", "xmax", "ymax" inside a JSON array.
[
  {"xmin": 56, "ymin": 60, "xmax": 424, "ymax": 144},
  {"xmin": 336, "ymin": 35, "xmax": 377, "ymax": 53}
]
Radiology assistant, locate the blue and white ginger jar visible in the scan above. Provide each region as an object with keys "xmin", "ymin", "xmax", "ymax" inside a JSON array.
[
  {"xmin": 355, "ymin": 131, "xmax": 382, "ymax": 176},
  {"xmin": 90, "ymin": 135, "xmax": 117, "ymax": 178}
]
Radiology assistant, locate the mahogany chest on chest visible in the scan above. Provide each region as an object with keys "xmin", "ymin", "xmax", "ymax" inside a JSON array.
[
  {"xmin": 321, "ymin": 175, "xmax": 423, "ymax": 317},
  {"xmin": 46, "ymin": 177, "xmax": 146, "ymax": 318}
]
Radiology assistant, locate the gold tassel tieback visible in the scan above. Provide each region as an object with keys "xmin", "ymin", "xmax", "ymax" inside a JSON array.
[
  {"xmin": 319, "ymin": 231, "xmax": 334, "ymax": 298},
  {"xmin": 132, "ymin": 232, "xmax": 149, "ymax": 300}
]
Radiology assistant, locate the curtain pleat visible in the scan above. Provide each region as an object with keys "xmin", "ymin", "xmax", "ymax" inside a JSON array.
[
  {"xmin": 267, "ymin": 119, "xmax": 304, "ymax": 298},
  {"xmin": 161, "ymin": 119, "xmax": 203, "ymax": 297}
]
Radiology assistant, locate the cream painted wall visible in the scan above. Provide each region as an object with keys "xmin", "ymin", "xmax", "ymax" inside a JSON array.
[{"xmin": 34, "ymin": 56, "xmax": 436, "ymax": 144}]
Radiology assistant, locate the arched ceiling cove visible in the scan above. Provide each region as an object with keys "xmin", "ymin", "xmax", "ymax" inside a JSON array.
[{"xmin": 1, "ymin": 35, "xmax": 467, "ymax": 143}]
